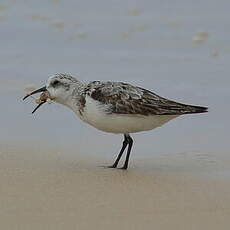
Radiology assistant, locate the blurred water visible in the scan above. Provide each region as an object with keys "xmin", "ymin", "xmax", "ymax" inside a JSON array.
[{"xmin": 0, "ymin": 0, "xmax": 229, "ymax": 163}]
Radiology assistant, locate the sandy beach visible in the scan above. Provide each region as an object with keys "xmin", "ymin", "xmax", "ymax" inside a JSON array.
[{"xmin": 0, "ymin": 144, "xmax": 229, "ymax": 230}]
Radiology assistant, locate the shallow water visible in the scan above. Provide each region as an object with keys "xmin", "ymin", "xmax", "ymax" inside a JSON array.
[{"xmin": 0, "ymin": 0, "xmax": 229, "ymax": 170}]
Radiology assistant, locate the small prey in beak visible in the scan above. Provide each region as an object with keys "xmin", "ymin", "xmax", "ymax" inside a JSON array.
[{"xmin": 23, "ymin": 87, "xmax": 50, "ymax": 114}]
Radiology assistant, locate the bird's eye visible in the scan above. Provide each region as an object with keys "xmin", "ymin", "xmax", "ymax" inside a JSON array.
[{"xmin": 52, "ymin": 80, "xmax": 60, "ymax": 87}]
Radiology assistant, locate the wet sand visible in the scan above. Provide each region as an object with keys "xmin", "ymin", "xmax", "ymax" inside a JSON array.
[{"xmin": 1, "ymin": 144, "xmax": 230, "ymax": 230}]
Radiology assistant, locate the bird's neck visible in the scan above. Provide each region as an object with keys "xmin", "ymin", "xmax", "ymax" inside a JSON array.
[{"xmin": 61, "ymin": 82, "xmax": 86, "ymax": 115}]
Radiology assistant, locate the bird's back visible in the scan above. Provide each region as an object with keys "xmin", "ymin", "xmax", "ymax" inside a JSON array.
[{"xmin": 85, "ymin": 81, "xmax": 208, "ymax": 116}]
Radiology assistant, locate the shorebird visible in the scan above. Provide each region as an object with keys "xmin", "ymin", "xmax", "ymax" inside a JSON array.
[{"xmin": 23, "ymin": 73, "xmax": 208, "ymax": 170}]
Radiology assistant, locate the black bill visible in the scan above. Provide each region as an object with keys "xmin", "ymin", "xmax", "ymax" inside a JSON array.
[
  {"xmin": 31, "ymin": 101, "xmax": 46, "ymax": 114},
  {"xmin": 23, "ymin": 86, "xmax": 47, "ymax": 100},
  {"xmin": 23, "ymin": 86, "xmax": 48, "ymax": 114}
]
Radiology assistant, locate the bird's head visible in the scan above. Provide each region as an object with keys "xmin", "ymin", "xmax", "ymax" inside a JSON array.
[
  {"xmin": 46, "ymin": 73, "xmax": 80, "ymax": 104},
  {"xmin": 23, "ymin": 73, "xmax": 83, "ymax": 113}
]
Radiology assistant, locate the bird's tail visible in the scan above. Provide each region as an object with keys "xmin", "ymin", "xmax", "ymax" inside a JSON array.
[{"xmin": 179, "ymin": 104, "xmax": 208, "ymax": 114}]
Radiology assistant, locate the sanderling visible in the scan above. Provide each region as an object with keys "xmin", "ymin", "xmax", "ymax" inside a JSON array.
[{"xmin": 23, "ymin": 73, "xmax": 208, "ymax": 170}]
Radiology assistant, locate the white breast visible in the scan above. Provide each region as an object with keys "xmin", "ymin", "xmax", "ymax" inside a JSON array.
[{"xmin": 74, "ymin": 95, "xmax": 178, "ymax": 134}]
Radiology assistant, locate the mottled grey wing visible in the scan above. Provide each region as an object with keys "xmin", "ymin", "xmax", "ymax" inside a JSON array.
[{"xmin": 86, "ymin": 81, "xmax": 207, "ymax": 115}]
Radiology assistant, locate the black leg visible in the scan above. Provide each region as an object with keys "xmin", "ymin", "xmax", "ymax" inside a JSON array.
[
  {"xmin": 107, "ymin": 134, "xmax": 129, "ymax": 168},
  {"xmin": 120, "ymin": 134, "xmax": 133, "ymax": 170}
]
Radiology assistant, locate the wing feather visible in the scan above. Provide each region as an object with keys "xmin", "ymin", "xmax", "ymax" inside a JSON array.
[{"xmin": 85, "ymin": 81, "xmax": 207, "ymax": 115}]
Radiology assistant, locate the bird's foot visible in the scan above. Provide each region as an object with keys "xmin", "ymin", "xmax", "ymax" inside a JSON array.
[
  {"xmin": 99, "ymin": 164, "xmax": 128, "ymax": 170},
  {"xmin": 106, "ymin": 164, "xmax": 118, "ymax": 169},
  {"xmin": 99, "ymin": 164, "xmax": 117, "ymax": 169}
]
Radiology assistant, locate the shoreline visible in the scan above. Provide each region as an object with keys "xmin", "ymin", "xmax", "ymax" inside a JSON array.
[{"xmin": 0, "ymin": 144, "xmax": 230, "ymax": 229}]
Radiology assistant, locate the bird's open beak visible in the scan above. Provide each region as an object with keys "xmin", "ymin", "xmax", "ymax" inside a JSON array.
[
  {"xmin": 23, "ymin": 86, "xmax": 50, "ymax": 114},
  {"xmin": 23, "ymin": 86, "xmax": 47, "ymax": 100}
]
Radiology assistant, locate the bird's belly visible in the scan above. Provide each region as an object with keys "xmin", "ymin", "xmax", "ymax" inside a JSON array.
[
  {"xmin": 90, "ymin": 114, "xmax": 177, "ymax": 133},
  {"xmin": 77, "ymin": 96, "xmax": 178, "ymax": 133},
  {"xmin": 82, "ymin": 106, "xmax": 176, "ymax": 134}
]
